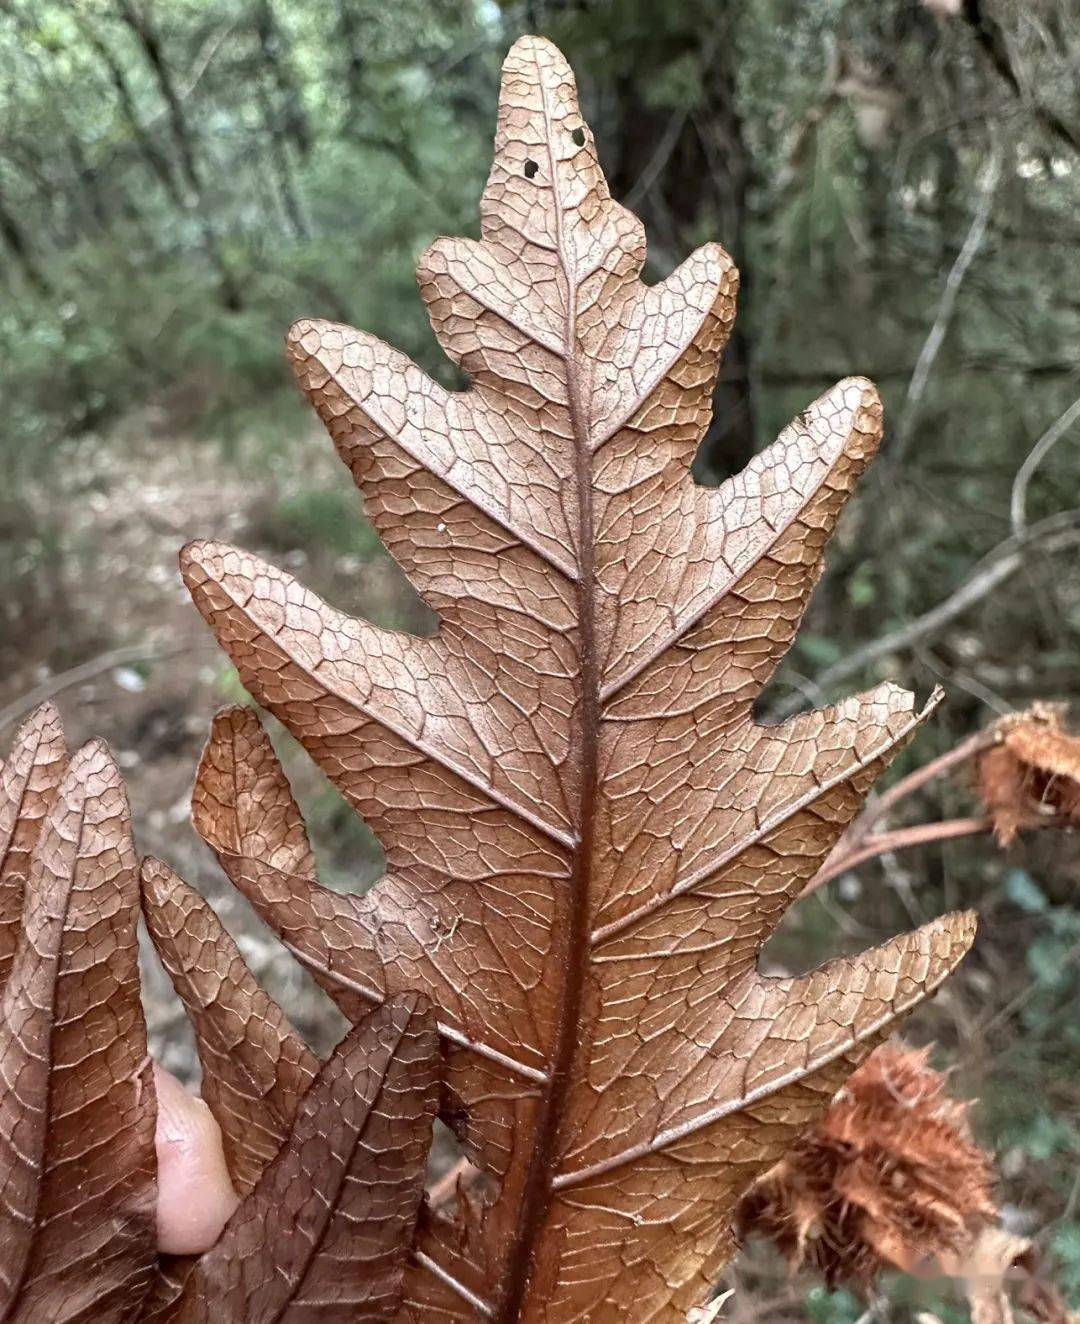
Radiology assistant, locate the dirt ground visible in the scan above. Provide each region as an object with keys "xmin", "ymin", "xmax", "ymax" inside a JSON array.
[{"xmin": 0, "ymin": 413, "xmax": 415, "ymax": 1078}]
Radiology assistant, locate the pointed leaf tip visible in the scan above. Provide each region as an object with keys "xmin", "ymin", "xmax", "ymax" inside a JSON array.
[
  {"xmin": 141, "ymin": 856, "xmax": 318, "ymax": 1198},
  {"xmin": 1, "ymin": 700, "xmax": 69, "ymax": 993},
  {"xmin": 172, "ymin": 996, "xmax": 438, "ymax": 1323}
]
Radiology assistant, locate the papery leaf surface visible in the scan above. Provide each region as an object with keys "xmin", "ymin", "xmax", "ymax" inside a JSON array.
[
  {"xmin": 183, "ymin": 35, "xmax": 976, "ymax": 1322},
  {"xmin": 0, "ymin": 703, "xmax": 68, "ymax": 995},
  {"xmin": 141, "ymin": 856, "xmax": 318, "ymax": 1196},
  {"xmin": 0, "ymin": 741, "xmax": 156, "ymax": 1322},
  {"xmin": 166, "ymin": 992, "xmax": 437, "ymax": 1323}
]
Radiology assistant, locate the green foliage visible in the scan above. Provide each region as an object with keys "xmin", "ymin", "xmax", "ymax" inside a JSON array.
[
  {"xmin": 805, "ymin": 1286, "xmax": 864, "ymax": 1324},
  {"xmin": 1052, "ymin": 1225, "xmax": 1080, "ymax": 1302},
  {"xmin": 0, "ymin": 0, "xmax": 494, "ymax": 476},
  {"xmin": 259, "ymin": 489, "xmax": 382, "ymax": 560},
  {"xmin": 1003, "ymin": 868, "xmax": 1050, "ymax": 915}
]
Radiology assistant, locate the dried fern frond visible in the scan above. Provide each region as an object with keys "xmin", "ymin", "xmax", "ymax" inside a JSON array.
[
  {"xmin": 736, "ymin": 1042, "xmax": 997, "ymax": 1287},
  {"xmin": 0, "ymin": 705, "xmax": 441, "ymax": 1324},
  {"xmin": 180, "ymin": 34, "xmax": 976, "ymax": 1319},
  {"xmin": 976, "ymin": 704, "xmax": 1080, "ymax": 846}
]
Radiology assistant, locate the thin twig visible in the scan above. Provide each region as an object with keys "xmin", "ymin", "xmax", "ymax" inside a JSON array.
[
  {"xmin": 774, "ymin": 513, "xmax": 1080, "ymax": 716},
  {"xmin": 804, "ymin": 726, "xmax": 996, "ymax": 897},
  {"xmin": 891, "ymin": 144, "xmax": 1002, "ymax": 467},
  {"xmin": 0, "ymin": 639, "xmax": 200, "ymax": 734},
  {"xmin": 624, "ymin": 108, "xmax": 690, "ymax": 211},
  {"xmin": 803, "ymin": 816, "xmax": 993, "ymax": 897},
  {"xmin": 856, "ymin": 728, "xmax": 996, "ymax": 840},
  {"xmin": 805, "ymin": 722, "xmax": 997, "ymax": 896},
  {"xmin": 1010, "ymin": 391, "xmax": 1080, "ymax": 537},
  {"xmin": 427, "ymin": 1157, "xmax": 475, "ymax": 1210}
]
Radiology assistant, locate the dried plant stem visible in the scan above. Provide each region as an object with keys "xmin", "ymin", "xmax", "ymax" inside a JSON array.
[
  {"xmin": 859, "ymin": 729, "xmax": 996, "ymax": 837},
  {"xmin": 802, "ymin": 722, "xmax": 1069, "ymax": 897},
  {"xmin": 775, "ymin": 511, "xmax": 1080, "ymax": 717},
  {"xmin": 804, "ymin": 816, "xmax": 993, "ymax": 897},
  {"xmin": 427, "ymin": 1156, "xmax": 475, "ymax": 1209},
  {"xmin": 0, "ymin": 638, "xmax": 197, "ymax": 736}
]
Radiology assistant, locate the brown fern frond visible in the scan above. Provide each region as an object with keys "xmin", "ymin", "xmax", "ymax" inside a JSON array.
[
  {"xmin": 181, "ymin": 34, "xmax": 976, "ymax": 1319},
  {"xmin": 0, "ymin": 708, "xmax": 441, "ymax": 1324},
  {"xmin": 0, "ymin": 33, "xmax": 986, "ymax": 1324}
]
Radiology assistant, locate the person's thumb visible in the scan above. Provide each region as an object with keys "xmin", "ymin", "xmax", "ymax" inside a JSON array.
[{"xmin": 153, "ymin": 1063, "xmax": 240, "ymax": 1254}]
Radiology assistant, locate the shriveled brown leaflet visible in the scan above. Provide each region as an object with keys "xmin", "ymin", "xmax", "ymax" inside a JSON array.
[
  {"xmin": 141, "ymin": 857, "xmax": 318, "ymax": 1196},
  {"xmin": 977, "ymin": 705, "xmax": 1080, "ymax": 845},
  {"xmin": 0, "ymin": 740, "xmax": 156, "ymax": 1323},
  {"xmin": 166, "ymin": 992, "xmax": 438, "ymax": 1324}
]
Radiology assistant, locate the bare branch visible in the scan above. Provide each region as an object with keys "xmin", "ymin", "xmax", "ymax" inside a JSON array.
[
  {"xmin": 890, "ymin": 145, "xmax": 1002, "ymax": 467},
  {"xmin": 1010, "ymin": 391, "xmax": 1080, "ymax": 538},
  {"xmin": 775, "ymin": 512, "xmax": 1080, "ymax": 715},
  {"xmin": 0, "ymin": 640, "xmax": 200, "ymax": 736}
]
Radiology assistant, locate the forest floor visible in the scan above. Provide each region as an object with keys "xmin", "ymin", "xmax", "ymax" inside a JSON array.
[{"xmin": 0, "ymin": 411, "xmax": 408, "ymax": 1075}]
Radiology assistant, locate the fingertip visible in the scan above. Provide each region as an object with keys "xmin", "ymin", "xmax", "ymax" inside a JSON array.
[{"xmin": 153, "ymin": 1064, "xmax": 240, "ymax": 1255}]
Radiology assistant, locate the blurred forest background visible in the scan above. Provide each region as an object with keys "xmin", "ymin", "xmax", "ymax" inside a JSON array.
[{"xmin": 1, "ymin": 0, "xmax": 1078, "ymax": 1319}]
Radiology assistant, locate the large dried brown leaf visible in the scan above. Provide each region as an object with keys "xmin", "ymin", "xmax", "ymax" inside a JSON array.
[
  {"xmin": 140, "ymin": 856, "xmax": 318, "ymax": 1196},
  {"xmin": 0, "ymin": 740, "xmax": 156, "ymax": 1322},
  {"xmin": 165, "ymin": 992, "xmax": 438, "ymax": 1324},
  {"xmin": 182, "ymin": 35, "xmax": 976, "ymax": 1322},
  {"xmin": 0, "ymin": 703, "xmax": 68, "ymax": 995}
]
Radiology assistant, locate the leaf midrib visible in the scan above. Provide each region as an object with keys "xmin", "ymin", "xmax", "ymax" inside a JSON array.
[{"xmin": 492, "ymin": 50, "xmax": 600, "ymax": 1324}]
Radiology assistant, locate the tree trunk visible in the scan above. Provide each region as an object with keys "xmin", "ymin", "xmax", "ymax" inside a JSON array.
[
  {"xmin": 79, "ymin": 18, "xmax": 185, "ymax": 210},
  {"xmin": 113, "ymin": 0, "xmax": 245, "ymax": 310},
  {"xmin": 255, "ymin": 78, "xmax": 310, "ymax": 240},
  {"xmin": 335, "ymin": 0, "xmax": 366, "ymax": 130},
  {"xmin": 67, "ymin": 136, "xmax": 111, "ymax": 234},
  {"xmin": 254, "ymin": 0, "xmax": 312, "ymax": 157}
]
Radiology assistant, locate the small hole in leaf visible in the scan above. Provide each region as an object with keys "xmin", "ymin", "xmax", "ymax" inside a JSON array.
[
  {"xmin": 571, "ymin": 127, "xmax": 585, "ymax": 147},
  {"xmin": 523, "ymin": 158, "xmax": 539, "ymax": 179}
]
